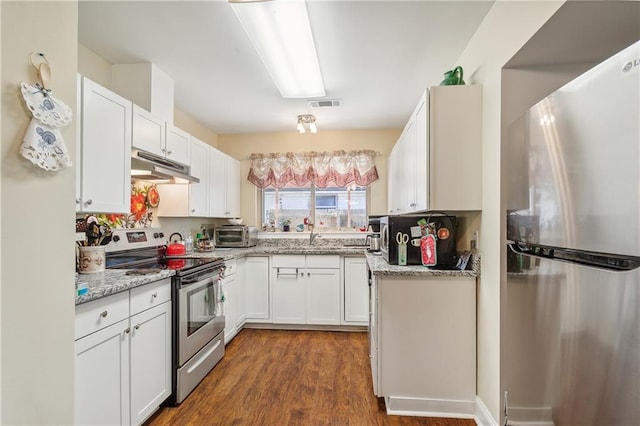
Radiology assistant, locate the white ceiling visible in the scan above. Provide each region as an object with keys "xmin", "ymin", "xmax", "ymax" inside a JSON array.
[{"xmin": 78, "ymin": 1, "xmax": 494, "ymax": 135}]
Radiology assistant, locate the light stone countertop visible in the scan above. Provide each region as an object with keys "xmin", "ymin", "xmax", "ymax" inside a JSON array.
[
  {"xmin": 75, "ymin": 240, "xmax": 479, "ymax": 305},
  {"xmin": 75, "ymin": 269, "xmax": 175, "ymax": 305}
]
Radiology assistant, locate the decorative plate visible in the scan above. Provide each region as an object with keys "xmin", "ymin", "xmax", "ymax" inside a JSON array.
[
  {"xmin": 146, "ymin": 185, "xmax": 160, "ymax": 208},
  {"xmin": 20, "ymin": 82, "xmax": 72, "ymax": 127}
]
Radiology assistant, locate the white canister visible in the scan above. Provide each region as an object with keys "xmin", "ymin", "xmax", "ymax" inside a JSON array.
[{"xmin": 78, "ymin": 246, "xmax": 106, "ymax": 274}]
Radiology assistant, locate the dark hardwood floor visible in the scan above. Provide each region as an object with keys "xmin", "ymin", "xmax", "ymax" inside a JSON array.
[{"xmin": 146, "ymin": 329, "xmax": 476, "ymax": 426}]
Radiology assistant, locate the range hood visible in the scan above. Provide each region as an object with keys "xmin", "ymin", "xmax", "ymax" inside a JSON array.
[{"xmin": 131, "ymin": 150, "xmax": 199, "ymax": 183}]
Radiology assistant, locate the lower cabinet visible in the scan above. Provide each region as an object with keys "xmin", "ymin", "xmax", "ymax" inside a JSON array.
[
  {"xmin": 244, "ymin": 256, "xmax": 270, "ymax": 322},
  {"xmin": 272, "ymin": 255, "xmax": 341, "ymax": 325},
  {"xmin": 75, "ymin": 279, "xmax": 171, "ymax": 426},
  {"xmin": 343, "ymin": 257, "xmax": 369, "ymax": 325},
  {"xmin": 223, "ymin": 259, "xmax": 239, "ymax": 343},
  {"xmin": 370, "ymin": 274, "xmax": 476, "ymax": 417}
]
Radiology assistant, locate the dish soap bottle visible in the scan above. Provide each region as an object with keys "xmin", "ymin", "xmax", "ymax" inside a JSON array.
[{"xmin": 185, "ymin": 233, "xmax": 194, "ymax": 254}]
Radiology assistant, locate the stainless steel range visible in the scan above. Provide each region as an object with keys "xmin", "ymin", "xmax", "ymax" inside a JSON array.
[{"xmin": 105, "ymin": 228, "xmax": 226, "ymax": 405}]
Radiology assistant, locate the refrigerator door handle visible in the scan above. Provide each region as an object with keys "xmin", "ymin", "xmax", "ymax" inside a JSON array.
[{"xmin": 508, "ymin": 240, "xmax": 640, "ymax": 272}]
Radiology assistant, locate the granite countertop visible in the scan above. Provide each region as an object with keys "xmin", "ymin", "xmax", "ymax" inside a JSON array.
[
  {"xmin": 75, "ymin": 269, "xmax": 175, "ymax": 305},
  {"xmin": 365, "ymin": 252, "xmax": 479, "ymax": 277},
  {"xmin": 76, "ymin": 240, "xmax": 479, "ymax": 305}
]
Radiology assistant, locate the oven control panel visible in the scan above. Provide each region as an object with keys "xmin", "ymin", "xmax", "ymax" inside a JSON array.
[{"xmin": 106, "ymin": 228, "xmax": 166, "ymax": 252}]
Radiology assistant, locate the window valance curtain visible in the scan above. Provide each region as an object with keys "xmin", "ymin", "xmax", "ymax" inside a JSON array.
[{"xmin": 247, "ymin": 150, "xmax": 379, "ymax": 189}]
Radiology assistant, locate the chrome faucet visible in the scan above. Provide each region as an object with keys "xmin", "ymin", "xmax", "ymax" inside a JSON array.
[{"xmin": 309, "ymin": 224, "xmax": 320, "ymax": 245}]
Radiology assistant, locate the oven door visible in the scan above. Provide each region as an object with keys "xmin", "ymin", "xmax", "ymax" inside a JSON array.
[{"xmin": 178, "ymin": 273, "xmax": 225, "ymax": 366}]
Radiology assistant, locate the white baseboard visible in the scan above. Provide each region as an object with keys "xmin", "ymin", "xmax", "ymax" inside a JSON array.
[
  {"xmin": 475, "ymin": 396, "xmax": 499, "ymax": 426},
  {"xmin": 507, "ymin": 406, "xmax": 554, "ymax": 426},
  {"xmin": 384, "ymin": 396, "xmax": 476, "ymax": 419}
]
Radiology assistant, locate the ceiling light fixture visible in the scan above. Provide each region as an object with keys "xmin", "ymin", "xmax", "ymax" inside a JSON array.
[
  {"xmin": 229, "ymin": 0, "xmax": 325, "ymax": 99},
  {"xmin": 297, "ymin": 114, "xmax": 317, "ymax": 134}
]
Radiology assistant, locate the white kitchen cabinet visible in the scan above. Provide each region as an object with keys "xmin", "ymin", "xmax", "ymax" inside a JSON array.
[
  {"xmin": 132, "ymin": 106, "xmax": 190, "ymax": 166},
  {"xmin": 223, "ymin": 259, "xmax": 239, "ymax": 343},
  {"xmin": 209, "ymin": 147, "xmax": 241, "ymax": 218},
  {"xmin": 370, "ymin": 274, "xmax": 476, "ymax": 417},
  {"xmin": 343, "ymin": 257, "xmax": 369, "ymax": 325},
  {"xmin": 132, "ymin": 104, "xmax": 165, "ymax": 158},
  {"xmin": 236, "ymin": 257, "xmax": 247, "ymax": 327},
  {"xmin": 75, "ymin": 317, "xmax": 130, "ymax": 426},
  {"xmin": 388, "ymin": 85, "xmax": 482, "ymax": 213},
  {"xmin": 187, "ymin": 137, "xmax": 209, "ymax": 216},
  {"xmin": 272, "ymin": 255, "xmax": 341, "ymax": 325},
  {"xmin": 76, "ymin": 76, "xmax": 132, "ymax": 214},
  {"xmin": 165, "ymin": 123, "xmax": 191, "ymax": 166},
  {"xmin": 243, "ymin": 256, "xmax": 270, "ymax": 322},
  {"xmin": 306, "ymin": 267, "xmax": 341, "ymax": 325},
  {"xmin": 75, "ymin": 279, "xmax": 172, "ymax": 426}
]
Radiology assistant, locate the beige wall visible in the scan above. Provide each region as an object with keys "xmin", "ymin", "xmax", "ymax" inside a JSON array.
[
  {"xmin": 218, "ymin": 129, "xmax": 400, "ymax": 226},
  {"xmin": 1, "ymin": 1, "xmax": 78, "ymax": 423},
  {"xmin": 455, "ymin": 1, "xmax": 564, "ymax": 422}
]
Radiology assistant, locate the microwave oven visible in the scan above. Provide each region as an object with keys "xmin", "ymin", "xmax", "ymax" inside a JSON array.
[
  {"xmin": 213, "ymin": 225, "xmax": 258, "ymax": 248},
  {"xmin": 380, "ymin": 214, "xmax": 457, "ymax": 268}
]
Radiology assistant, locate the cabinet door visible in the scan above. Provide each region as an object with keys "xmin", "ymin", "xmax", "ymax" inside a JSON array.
[
  {"xmin": 244, "ymin": 257, "xmax": 270, "ymax": 321},
  {"xmin": 236, "ymin": 257, "xmax": 247, "ymax": 327},
  {"xmin": 189, "ymin": 137, "xmax": 209, "ymax": 216},
  {"xmin": 80, "ymin": 77, "xmax": 132, "ymax": 213},
  {"xmin": 223, "ymin": 274, "xmax": 238, "ymax": 343},
  {"xmin": 165, "ymin": 124, "xmax": 191, "ymax": 165},
  {"xmin": 130, "ymin": 301, "xmax": 171, "ymax": 426},
  {"xmin": 208, "ymin": 147, "xmax": 227, "ymax": 217},
  {"xmin": 306, "ymin": 268, "xmax": 340, "ymax": 325},
  {"xmin": 343, "ymin": 257, "xmax": 369, "ymax": 324},
  {"xmin": 225, "ymin": 156, "xmax": 241, "ymax": 217},
  {"xmin": 369, "ymin": 273, "xmax": 378, "ymax": 396},
  {"xmin": 401, "ymin": 116, "xmax": 417, "ymax": 213},
  {"xmin": 132, "ymin": 104, "xmax": 165, "ymax": 157},
  {"xmin": 75, "ymin": 319, "xmax": 130, "ymax": 426},
  {"xmin": 414, "ymin": 91, "xmax": 429, "ymax": 212},
  {"xmin": 272, "ymin": 266, "xmax": 305, "ymax": 324}
]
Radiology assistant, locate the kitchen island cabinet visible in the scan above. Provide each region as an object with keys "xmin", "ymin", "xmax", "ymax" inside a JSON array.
[
  {"xmin": 369, "ymin": 271, "xmax": 476, "ymax": 419},
  {"xmin": 76, "ymin": 75, "xmax": 132, "ymax": 214}
]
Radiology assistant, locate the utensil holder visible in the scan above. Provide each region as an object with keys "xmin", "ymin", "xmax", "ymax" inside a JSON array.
[{"xmin": 78, "ymin": 246, "xmax": 105, "ymax": 274}]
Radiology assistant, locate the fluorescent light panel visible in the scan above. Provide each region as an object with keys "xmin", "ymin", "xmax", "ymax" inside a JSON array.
[{"xmin": 230, "ymin": 0, "xmax": 325, "ymax": 98}]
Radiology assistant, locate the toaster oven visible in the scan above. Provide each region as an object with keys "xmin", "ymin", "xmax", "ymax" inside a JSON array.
[{"xmin": 213, "ymin": 225, "xmax": 258, "ymax": 248}]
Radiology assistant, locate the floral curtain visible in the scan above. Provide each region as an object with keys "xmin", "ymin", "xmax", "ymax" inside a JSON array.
[{"xmin": 247, "ymin": 150, "xmax": 379, "ymax": 189}]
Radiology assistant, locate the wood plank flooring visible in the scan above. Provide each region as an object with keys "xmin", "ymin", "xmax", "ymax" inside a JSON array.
[{"xmin": 146, "ymin": 329, "xmax": 476, "ymax": 426}]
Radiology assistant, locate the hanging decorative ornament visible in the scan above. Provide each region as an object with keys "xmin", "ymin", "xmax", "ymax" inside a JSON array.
[{"xmin": 19, "ymin": 52, "xmax": 73, "ymax": 171}]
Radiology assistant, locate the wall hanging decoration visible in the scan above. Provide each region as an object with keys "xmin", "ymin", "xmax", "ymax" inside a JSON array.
[{"xmin": 19, "ymin": 52, "xmax": 73, "ymax": 171}]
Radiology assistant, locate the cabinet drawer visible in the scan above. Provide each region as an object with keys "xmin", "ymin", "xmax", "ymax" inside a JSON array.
[
  {"xmin": 75, "ymin": 291, "xmax": 130, "ymax": 340},
  {"xmin": 225, "ymin": 259, "xmax": 237, "ymax": 276},
  {"xmin": 306, "ymin": 255, "xmax": 340, "ymax": 269},
  {"xmin": 130, "ymin": 278, "xmax": 171, "ymax": 316},
  {"xmin": 272, "ymin": 255, "xmax": 305, "ymax": 268}
]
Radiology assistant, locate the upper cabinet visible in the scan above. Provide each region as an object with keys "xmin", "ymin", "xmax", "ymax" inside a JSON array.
[
  {"xmin": 165, "ymin": 124, "xmax": 190, "ymax": 165},
  {"xmin": 388, "ymin": 85, "xmax": 482, "ymax": 214},
  {"xmin": 156, "ymin": 140, "xmax": 240, "ymax": 218},
  {"xmin": 209, "ymin": 147, "xmax": 241, "ymax": 218},
  {"xmin": 76, "ymin": 76, "xmax": 132, "ymax": 214},
  {"xmin": 132, "ymin": 106, "xmax": 190, "ymax": 166}
]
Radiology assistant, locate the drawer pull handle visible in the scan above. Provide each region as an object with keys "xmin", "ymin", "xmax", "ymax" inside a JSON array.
[
  {"xmin": 134, "ymin": 324, "xmax": 140, "ymax": 330},
  {"xmin": 124, "ymin": 327, "xmax": 131, "ymax": 334},
  {"xmin": 100, "ymin": 310, "xmax": 108, "ymax": 318},
  {"xmin": 152, "ymin": 292, "xmax": 158, "ymax": 298}
]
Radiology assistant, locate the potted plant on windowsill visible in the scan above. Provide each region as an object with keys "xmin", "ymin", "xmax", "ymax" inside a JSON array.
[{"xmin": 281, "ymin": 219, "xmax": 291, "ymax": 232}]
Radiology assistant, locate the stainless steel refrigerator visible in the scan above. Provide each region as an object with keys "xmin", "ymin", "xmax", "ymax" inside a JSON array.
[{"xmin": 504, "ymin": 41, "xmax": 640, "ymax": 425}]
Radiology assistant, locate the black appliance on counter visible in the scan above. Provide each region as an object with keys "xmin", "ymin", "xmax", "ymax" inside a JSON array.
[
  {"xmin": 380, "ymin": 214, "xmax": 457, "ymax": 268},
  {"xmin": 367, "ymin": 215, "xmax": 382, "ymax": 233}
]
